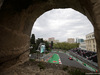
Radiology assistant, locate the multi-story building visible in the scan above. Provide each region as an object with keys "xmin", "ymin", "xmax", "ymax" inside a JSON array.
[
  {"xmin": 48, "ymin": 37, "xmax": 59, "ymax": 43},
  {"xmin": 54, "ymin": 40, "xmax": 59, "ymax": 44},
  {"xmin": 48, "ymin": 37, "xmax": 55, "ymax": 43},
  {"xmin": 67, "ymin": 38, "xmax": 75, "ymax": 43},
  {"xmin": 86, "ymin": 32, "xmax": 97, "ymax": 52},
  {"xmin": 76, "ymin": 38, "xmax": 84, "ymax": 43},
  {"xmin": 79, "ymin": 41, "xmax": 86, "ymax": 50}
]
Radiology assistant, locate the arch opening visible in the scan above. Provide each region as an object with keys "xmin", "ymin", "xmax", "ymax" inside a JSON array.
[{"xmin": 30, "ymin": 8, "xmax": 98, "ymax": 70}]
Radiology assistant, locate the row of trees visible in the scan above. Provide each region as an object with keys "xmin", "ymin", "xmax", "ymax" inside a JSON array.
[
  {"xmin": 30, "ymin": 34, "xmax": 79, "ymax": 53},
  {"xmin": 53, "ymin": 42, "xmax": 79, "ymax": 51},
  {"xmin": 30, "ymin": 34, "xmax": 50, "ymax": 54}
]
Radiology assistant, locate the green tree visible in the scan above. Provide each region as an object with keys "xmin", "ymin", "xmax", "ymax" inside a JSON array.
[
  {"xmin": 36, "ymin": 38, "xmax": 44, "ymax": 50},
  {"xmin": 30, "ymin": 34, "xmax": 35, "ymax": 45},
  {"xmin": 53, "ymin": 42, "xmax": 79, "ymax": 51},
  {"xmin": 44, "ymin": 41, "xmax": 50, "ymax": 51},
  {"xmin": 30, "ymin": 34, "xmax": 36, "ymax": 53}
]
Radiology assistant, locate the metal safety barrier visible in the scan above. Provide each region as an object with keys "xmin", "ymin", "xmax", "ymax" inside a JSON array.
[{"xmin": 66, "ymin": 51, "xmax": 98, "ymax": 72}]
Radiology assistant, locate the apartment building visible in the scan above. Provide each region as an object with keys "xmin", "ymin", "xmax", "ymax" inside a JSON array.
[
  {"xmin": 48, "ymin": 37, "xmax": 55, "ymax": 43},
  {"xmin": 67, "ymin": 38, "xmax": 75, "ymax": 43},
  {"xmin": 86, "ymin": 32, "xmax": 97, "ymax": 52},
  {"xmin": 54, "ymin": 40, "xmax": 59, "ymax": 44},
  {"xmin": 48, "ymin": 37, "xmax": 59, "ymax": 43}
]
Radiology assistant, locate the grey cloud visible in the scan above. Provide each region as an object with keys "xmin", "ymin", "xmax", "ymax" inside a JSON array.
[{"xmin": 31, "ymin": 8, "xmax": 93, "ymax": 42}]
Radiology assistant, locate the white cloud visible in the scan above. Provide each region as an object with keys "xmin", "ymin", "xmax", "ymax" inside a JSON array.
[{"xmin": 31, "ymin": 8, "xmax": 94, "ymax": 42}]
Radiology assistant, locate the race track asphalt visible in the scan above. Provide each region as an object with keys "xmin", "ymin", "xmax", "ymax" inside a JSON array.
[{"xmin": 57, "ymin": 52, "xmax": 87, "ymax": 69}]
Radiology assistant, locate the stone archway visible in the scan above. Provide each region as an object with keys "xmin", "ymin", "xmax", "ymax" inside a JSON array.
[{"xmin": 0, "ymin": 0, "xmax": 100, "ymax": 71}]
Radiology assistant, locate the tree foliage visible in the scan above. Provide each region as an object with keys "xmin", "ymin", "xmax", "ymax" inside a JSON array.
[
  {"xmin": 53, "ymin": 42, "xmax": 79, "ymax": 51},
  {"xmin": 30, "ymin": 35, "xmax": 50, "ymax": 53},
  {"xmin": 44, "ymin": 41, "xmax": 50, "ymax": 51},
  {"xmin": 30, "ymin": 34, "xmax": 35, "ymax": 45},
  {"xmin": 30, "ymin": 34, "xmax": 36, "ymax": 53}
]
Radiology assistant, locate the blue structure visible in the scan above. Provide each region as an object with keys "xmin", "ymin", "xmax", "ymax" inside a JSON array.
[
  {"xmin": 38, "ymin": 43, "xmax": 45, "ymax": 53},
  {"xmin": 40, "ymin": 44, "xmax": 45, "ymax": 53},
  {"xmin": 76, "ymin": 38, "xmax": 84, "ymax": 43}
]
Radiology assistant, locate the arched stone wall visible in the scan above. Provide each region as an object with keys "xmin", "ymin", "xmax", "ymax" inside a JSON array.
[{"xmin": 0, "ymin": 0, "xmax": 100, "ymax": 71}]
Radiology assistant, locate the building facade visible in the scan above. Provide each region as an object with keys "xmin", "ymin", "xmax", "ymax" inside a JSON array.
[
  {"xmin": 54, "ymin": 40, "xmax": 59, "ymax": 44},
  {"xmin": 76, "ymin": 38, "xmax": 84, "ymax": 43},
  {"xmin": 48, "ymin": 37, "xmax": 55, "ymax": 43},
  {"xmin": 79, "ymin": 41, "xmax": 86, "ymax": 50},
  {"xmin": 48, "ymin": 37, "xmax": 59, "ymax": 43},
  {"xmin": 67, "ymin": 38, "xmax": 75, "ymax": 43},
  {"xmin": 86, "ymin": 32, "xmax": 97, "ymax": 52}
]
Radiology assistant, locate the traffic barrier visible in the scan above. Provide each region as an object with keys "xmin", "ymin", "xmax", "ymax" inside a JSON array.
[
  {"xmin": 66, "ymin": 52, "xmax": 98, "ymax": 72},
  {"xmin": 69, "ymin": 51, "xmax": 98, "ymax": 68},
  {"xmin": 59, "ymin": 59, "xmax": 62, "ymax": 64}
]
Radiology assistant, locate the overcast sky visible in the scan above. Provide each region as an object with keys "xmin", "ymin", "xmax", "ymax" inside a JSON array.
[{"xmin": 31, "ymin": 8, "xmax": 94, "ymax": 42}]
